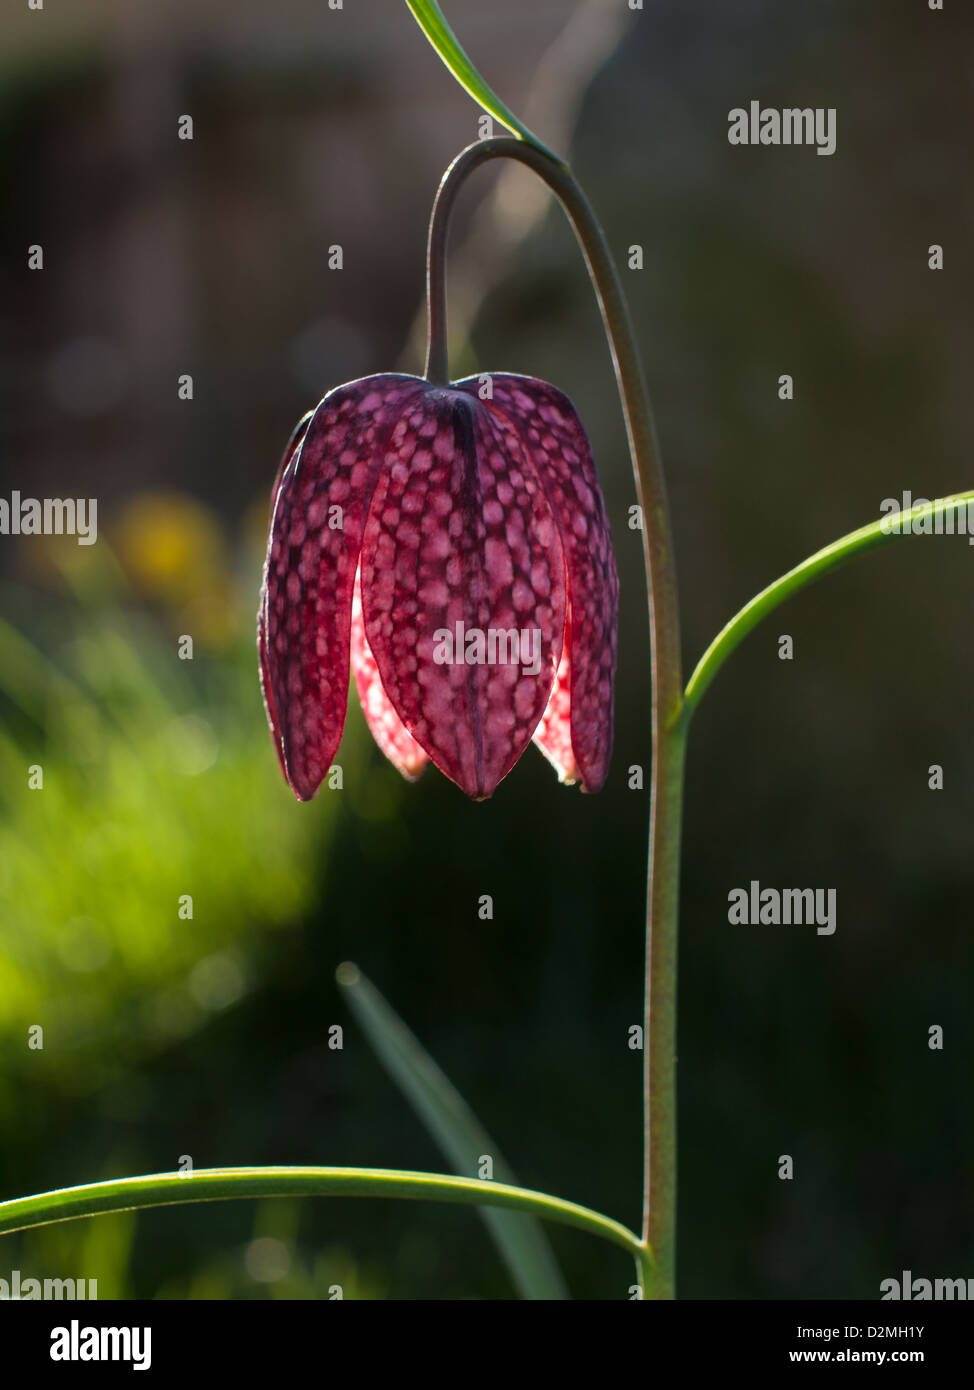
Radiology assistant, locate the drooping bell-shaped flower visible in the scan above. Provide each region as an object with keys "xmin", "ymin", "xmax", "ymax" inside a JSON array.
[{"xmin": 259, "ymin": 372, "xmax": 618, "ymax": 801}]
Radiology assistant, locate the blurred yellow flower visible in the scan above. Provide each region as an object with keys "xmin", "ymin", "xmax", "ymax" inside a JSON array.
[
  {"xmin": 116, "ymin": 493, "xmax": 225, "ymax": 599},
  {"xmin": 115, "ymin": 493, "xmax": 236, "ymax": 645}
]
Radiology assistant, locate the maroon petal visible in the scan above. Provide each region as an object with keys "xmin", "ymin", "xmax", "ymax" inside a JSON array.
[
  {"xmin": 359, "ymin": 388, "xmax": 566, "ymax": 799},
  {"xmin": 464, "ymin": 374, "xmax": 618, "ymax": 792},
  {"xmin": 260, "ymin": 374, "xmax": 426, "ymax": 800},
  {"xmin": 259, "ymin": 412, "xmax": 311, "ymax": 781},
  {"xmin": 349, "ymin": 562, "xmax": 429, "ymax": 781}
]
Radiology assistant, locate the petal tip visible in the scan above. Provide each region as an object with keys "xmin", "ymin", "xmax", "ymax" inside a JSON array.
[{"xmin": 289, "ymin": 778, "xmax": 319, "ymax": 804}]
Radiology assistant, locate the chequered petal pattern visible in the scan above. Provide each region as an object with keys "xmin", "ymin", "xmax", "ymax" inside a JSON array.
[
  {"xmin": 462, "ymin": 374, "xmax": 619, "ymax": 793},
  {"xmin": 260, "ymin": 374, "xmax": 425, "ymax": 800},
  {"xmin": 260, "ymin": 371, "xmax": 617, "ymax": 800},
  {"xmin": 359, "ymin": 388, "xmax": 566, "ymax": 799},
  {"xmin": 259, "ymin": 412, "xmax": 312, "ymax": 781}
]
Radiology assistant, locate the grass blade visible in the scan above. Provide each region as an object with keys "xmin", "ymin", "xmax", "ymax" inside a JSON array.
[{"xmin": 337, "ymin": 961, "xmax": 570, "ymax": 1299}]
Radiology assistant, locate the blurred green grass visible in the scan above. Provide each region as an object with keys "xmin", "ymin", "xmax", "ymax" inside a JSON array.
[
  {"xmin": 0, "ymin": 506, "xmax": 394, "ymax": 1296},
  {"xmin": 0, "ymin": 548, "xmax": 325, "ymax": 1108},
  {"xmin": 0, "ymin": 500, "xmax": 332, "ymax": 1084}
]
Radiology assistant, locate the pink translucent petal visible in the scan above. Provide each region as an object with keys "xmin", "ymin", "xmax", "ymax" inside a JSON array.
[
  {"xmin": 360, "ymin": 388, "xmax": 566, "ymax": 799},
  {"xmin": 350, "ymin": 564, "xmax": 429, "ymax": 781},
  {"xmin": 461, "ymin": 374, "xmax": 618, "ymax": 792},
  {"xmin": 532, "ymin": 611, "xmax": 580, "ymax": 784},
  {"xmin": 260, "ymin": 374, "xmax": 425, "ymax": 800}
]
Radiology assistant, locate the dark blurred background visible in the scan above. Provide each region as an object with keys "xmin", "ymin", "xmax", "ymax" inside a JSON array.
[{"xmin": 0, "ymin": 0, "xmax": 971, "ymax": 1299}]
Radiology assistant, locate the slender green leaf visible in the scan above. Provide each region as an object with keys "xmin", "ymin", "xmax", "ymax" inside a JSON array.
[
  {"xmin": 0, "ymin": 1167, "xmax": 642, "ymax": 1262},
  {"xmin": 337, "ymin": 961, "xmax": 569, "ymax": 1299},
  {"xmin": 683, "ymin": 491, "xmax": 974, "ymax": 719},
  {"xmin": 403, "ymin": 0, "xmax": 563, "ymax": 164}
]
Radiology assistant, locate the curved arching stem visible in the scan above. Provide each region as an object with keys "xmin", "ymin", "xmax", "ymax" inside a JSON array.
[
  {"xmin": 425, "ymin": 138, "xmax": 685, "ymax": 1297},
  {"xmin": 0, "ymin": 1167, "xmax": 643, "ymax": 1261},
  {"xmin": 684, "ymin": 491, "xmax": 974, "ymax": 719}
]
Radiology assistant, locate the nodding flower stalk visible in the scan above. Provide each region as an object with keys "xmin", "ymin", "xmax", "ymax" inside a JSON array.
[{"xmin": 423, "ymin": 138, "xmax": 684, "ymax": 1297}]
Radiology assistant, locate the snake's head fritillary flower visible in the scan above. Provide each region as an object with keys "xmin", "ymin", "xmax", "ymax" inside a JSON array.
[{"xmin": 258, "ymin": 373, "xmax": 618, "ymax": 801}]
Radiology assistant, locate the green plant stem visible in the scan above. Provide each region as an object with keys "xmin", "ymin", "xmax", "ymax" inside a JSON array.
[
  {"xmin": 0, "ymin": 1167, "xmax": 642, "ymax": 1260},
  {"xmin": 425, "ymin": 138, "xmax": 684, "ymax": 1297},
  {"xmin": 684, "ymin": 491, "xmax": 974, "ymax": 720}
]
